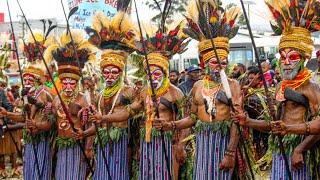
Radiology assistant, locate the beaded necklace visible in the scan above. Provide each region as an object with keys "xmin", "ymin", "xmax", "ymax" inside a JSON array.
[{"xmin": 102, "ymin": 78, "xmax": 122, "ymax": 100}]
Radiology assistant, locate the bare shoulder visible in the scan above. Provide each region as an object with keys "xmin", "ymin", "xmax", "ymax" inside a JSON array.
[
  {"xmin": 52, "ymin": 96, "xmax": 60, "ymax": 108},
  {"xmin": 169, "ymin": 84, "xmax": 184, "ymax": 100}
]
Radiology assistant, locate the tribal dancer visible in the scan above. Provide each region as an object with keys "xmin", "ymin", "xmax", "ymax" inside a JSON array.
[
  {"xmin": 112, "ymin": 15, "xmax": 189, "ymax": 180},
  {"xmin": 235, "ymin": 0, "xmax": 320, "ymax": 179},
  {"xmin": 0, "ymin": 31, "xmax": 56, "ymax": 180},
  {"xmin": 154, "ymin": 1, "xmax": 243, "ymax": 179},
  {"xmin": 85, "ymin": 10, "xmax": 137, "ymax": 180},
  {"xmin": 44, "ymin": 30, "xmax": 95, "ymax": 180}
]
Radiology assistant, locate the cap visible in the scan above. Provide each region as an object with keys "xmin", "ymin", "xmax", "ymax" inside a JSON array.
[{"xmin": 187, "ymin": 65, "xmax": 201, "ymax": 72}]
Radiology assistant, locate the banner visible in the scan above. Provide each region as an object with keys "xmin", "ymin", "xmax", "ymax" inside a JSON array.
[{"xmin": 67, "ymin": 0, "xmax": 118, "ymax": 29}]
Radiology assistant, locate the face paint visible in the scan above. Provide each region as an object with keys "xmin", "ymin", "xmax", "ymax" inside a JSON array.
[
  {"xmin": 23, "ymin": 74, "xmax": 36, "ymax": 89},
  {"xmin": 102, "ymin": 65, "xmax": 122, "ymax": 87},
  {"xmin": 207, "ymin": 57, "xmax": 228, "ymax": 82},
  {"xmin": 148, "ymin": 65, "xmax": 164, "ymax": 90},
  {"xmin": 62, "ymin": 78, "xmax": 78, "ymax": 97},
  {"xmin": 280, "ymin": 49, "xmax": 304, "ymax": 80}
]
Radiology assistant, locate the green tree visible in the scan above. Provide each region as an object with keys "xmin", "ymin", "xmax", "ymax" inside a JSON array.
[{"xmin": 144, "ymin": 0, "xmax": 188, "ymax": 25}]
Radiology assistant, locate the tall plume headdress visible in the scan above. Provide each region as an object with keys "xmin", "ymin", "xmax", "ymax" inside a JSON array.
[
  {"xmin": 266, "ymin": 0, "xmax": 320, "ymax": 58},
  {"xmin": 85, "ymin": 1, "xmax": 137, "ymax": 72},
  {"xmin": 183, "ymin": 0, "xmax": 241, "ymax": 64},
  {"xmin": 22, "ymin": 25, "xmax": 56, "ymax": 82},
  {"xmin": 136, "ymin": 1, "xmax": 191, "ymax": 77},
  {"xmin": 44, "ymin": 29, "xmax": 96, "ymax": 81},
  {"xmin": 135, "ymin": 0, "xmax": 190, "ymax": 143}
]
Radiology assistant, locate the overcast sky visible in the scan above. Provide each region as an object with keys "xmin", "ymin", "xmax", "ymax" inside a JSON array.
[{"xmin": 0, "ymin": 0, "xmax": 270, "ymax": 30}]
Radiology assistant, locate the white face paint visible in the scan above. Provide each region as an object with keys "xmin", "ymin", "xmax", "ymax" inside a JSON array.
[
  {"xmin": 62, "ymin": 78, "xmax": 78, "ymax": 97},
  {"xmin": 207, "ymin": 57, "xmax": 228, "ymax": 82},
  {"xmin": 23, "ymin": 74, "xmax": 36, "ymax": 89},
  {"xmin": 148, "ymin": 65, "xmax": 164, "ymax": 90},
  {"xmin": 102, "ymin": 65, "xmax": 122, "ymax": 87},
  {"xmin": 280, "ymin": 49, "xmax": 303, "ymax": 80}
]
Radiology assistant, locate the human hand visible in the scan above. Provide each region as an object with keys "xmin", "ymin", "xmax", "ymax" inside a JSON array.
[
  {"xmin": 271, "ymin": 120, "xmax": 287, "ymax": 136},
  {"xmin": 174, "ymin": 144, "xmax": 187, "ymax": 164},
  {"xmin": 92, "ymin": 113, "xmax": 103, "ymax": 124},
  {"xmin": 26, "ymin": 119, "xmax": 36, "ymax": 130},
  {"xmin": 231, "ymin": 111, "xmax": 247, "ymax": 126},
  {"xmin": 152, "ymin": 118, "xmax": 173, "ymax": 131},
  {"xmin": 0, "ymin": 107, "xmax": 7, "ymax": 116},
  {"xmin": 71, "ymin": 128, "xmax": 85, "ymax": 140},
  {"xmin": 85, "ymin": 149, "xmax": 94, "ymax": 160},
  {"xmin": 219, "ymin": 153, "xmax": 235, "ymax": 170},
  {"xmin": 291, "ymin": 149, "xmax": 304, "ymax": 171}
]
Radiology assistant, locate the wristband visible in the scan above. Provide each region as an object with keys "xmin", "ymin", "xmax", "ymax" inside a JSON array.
[
  {"xmin": 225, "ymin": 149, "xmax": 235, "ymax": 157},
  {"xmin": 305, "ymin": 122, "xmax": 310, "ymax": 135},
  {"xmin": 171, "ymin": 121, "xmax": 176, "ymax": 131}
]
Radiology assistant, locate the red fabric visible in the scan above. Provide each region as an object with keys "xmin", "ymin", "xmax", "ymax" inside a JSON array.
[
  {"xmin": 263, "ymin": 71, "xmax": 273, "ymax": 85},
  {"xmin": 0, "ymin": 13, "xmax": 4, "ymax": 23}
]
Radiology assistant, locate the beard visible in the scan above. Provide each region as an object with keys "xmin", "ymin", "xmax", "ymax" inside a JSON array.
[
  {"xmin": 281, "ymin": 65, "xmax": 301, "ymax": 80},
  {"xmin": 210, "ymin": 70, "xmax": 221, "ymax": 83},
  {"xmin": 231, "ymin": 71, "xmax": 241, "ymax": 79}
]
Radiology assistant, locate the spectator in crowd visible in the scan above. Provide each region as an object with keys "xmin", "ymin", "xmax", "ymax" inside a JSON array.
[
  {"xmin": 261, "ymin": 60, "xmax": 276, "ymax": 86},
  {"xmin": 230, "ymin": 63, "xmax": 246, "ymax": 81},
  {"xmin": 178, "ymin": 69, "xmax": 187, "ymax": 84},
  {"xmin": 178, "ymin": 65, "xmax": 201, "ymax": 96},
  {"xmin": 169, "ymin": 70, "xmax": 180, "ymax": 86},
  {"xmin": 312, "ymin": 50, "xmax": 320, "ymax": 83},
  {"xmin": 275, "ymin": 67, "xmax": 282, "ymax": 83}
]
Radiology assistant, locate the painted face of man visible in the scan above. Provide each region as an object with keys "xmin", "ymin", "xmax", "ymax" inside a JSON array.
[
  {"xmin": 148, "ymin": 65, "xmax": 164, "ymax": 90},
  {"xmin": 102, "ymin": 65, "xmax": 122, "ymax": 87},
  {"xmin": 23, "ymin": 74, "xmax": 36, "ymax": 89},
  {"xmin": 207, "ymin": 57, "xmax": 228, "ymax": 82},
  {"xmin": 280, "ymin": 49, "xmax": 304, "ymax": 80},
  {"xmin": 62, "ymin": 78, "xmax": 78, "ymax": 97}
]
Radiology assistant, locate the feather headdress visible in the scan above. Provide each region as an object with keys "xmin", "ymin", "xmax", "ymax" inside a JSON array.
[
  {"xmin": 266, "ymin": 0, "xmax": 320, "ymax": 58},
  {"xmin": 22, "ymin": 26, "xmax": 56, "ymax": 81},
  {"xmin": 44, "ymin": 30, "xmax": 96, "ymax": 81},
  {"xmin": 136, "ymin": 1, "xmax": 190, "ymax": 76},
  {"xmin": 183, "ymin": 0, "xmax": 241, "ymax": 63},
  {"xmin": 86, "ymin": 7, "xmax": 136, "ymax": 71}
]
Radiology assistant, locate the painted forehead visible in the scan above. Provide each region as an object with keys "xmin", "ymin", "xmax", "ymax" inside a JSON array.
[
  {"xmin": 208, "ymin": 57, "xmax": 227, "ymax": 62},
  {"xmin": 103, "ymin": 65, "xmax": 121, "ymax": 71},
  {"xmin": 23, "ymin": 74, "xmax": 36, "ymax": 78},
  {"xmin": 62, "ymin": 78, "xmax": 77, "ymax": 83},
  {"xmin": 280, "ymin": 49, "xmax": 301, "ymax": 55},
  {"xmin": 150, "ymin": 65, "xmax": 163, "ymax": 72}
]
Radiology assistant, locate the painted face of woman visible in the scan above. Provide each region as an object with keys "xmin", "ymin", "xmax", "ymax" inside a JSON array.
[
  {"xmin": 102, "ymin": 65, "xmax": 122, "ymax": 87},
  {"xmin": 23, "ymin": 74, "xmax": 36, "ymax": 89},
  {"xmin": 62, "ymin": 78, "xmax": 78, "ymax": 97},
  {"xmin": 280, "ymin": 49, "xmax": 303, "ymax": 80},
  {"xmin": 148, "ymin": 65, "xmax": 164, "ymax": 90},
  {"xmin": 207, "ymin": 57, "xmax": 228, "ymax": 82}
]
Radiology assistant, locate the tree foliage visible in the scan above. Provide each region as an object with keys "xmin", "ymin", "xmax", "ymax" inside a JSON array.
[{"xmin": 144, "ymin": 0, "xmax": 188, "ymax": 25}]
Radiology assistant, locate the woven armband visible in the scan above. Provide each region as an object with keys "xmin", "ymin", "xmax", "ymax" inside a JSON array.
[
  {"xmin": 126, "ymin": 105, "xmax": 136, "ymax": 116},
  {"xmin": 190, "ymin": 113, "xmax": 198, "ymax": 123}
]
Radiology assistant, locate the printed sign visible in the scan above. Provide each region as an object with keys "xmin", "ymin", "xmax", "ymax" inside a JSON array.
[{"xmin": 67, "ymin": 0, "xmax": 118, "ymax": 29}]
